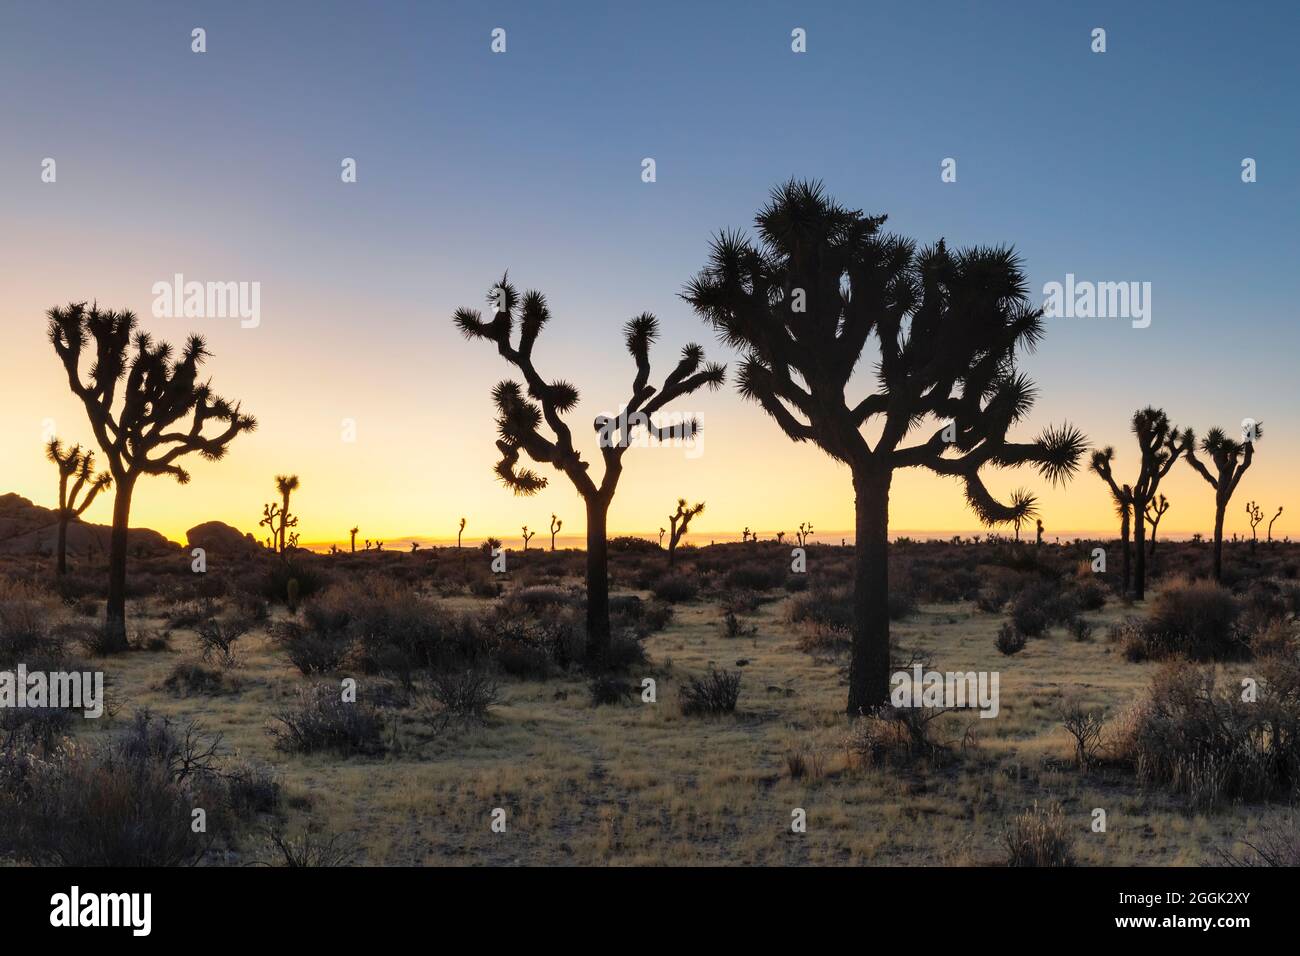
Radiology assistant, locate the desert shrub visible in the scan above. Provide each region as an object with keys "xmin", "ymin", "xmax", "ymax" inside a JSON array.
[
  {"xmin": 424, "ymin": 670, "xmax": 499, "ymax": 727},
  {"xmin": 723, "ymin": 565, "xmax": 785, "ymax": 592},
  {"xmin": 225, "ymin": 759, "xmax": 282, "ymax": 816},
  {"xmin": 783, "ymin": 574, "xmax": 809, "ymax": 592},
  {"xmin": 889, "ymin": 588, "xmax": 918, "ymax": 620},
  {"xmin": 162, "ymin": 660, "xmax": 228, "ymax": 696},
  {"xmin": 272, "ymin": 621, "xmax": 349, "ymax": 675},
  {"xmin": 196, "ymin": 614, "xmax": 253, "ymax": 667},
  {"xmin": 268, "ymin": 684, "xmax": 384, "ymax": 755},
  {"xmin": 1073, "ymin": 578, "xmax": 1108, "ymax": 611},
  {"xmin": 0, "ymin": 706, "xmax": 75, "ymax": 754},
  {"xmin": 721, "ymin": 610, "xmax": 757, "ymax": 639},
  {"xmin": 261, "ymin": 559, "xmax": 328, "ymax": 606},
  {"xmin": 1143, "ymin": 578, "xmax": 1242, "ymax": 660},
  {"xmin": 651, "ymin": 573, "xmax": 699, "ymax": 603},
  {"xmin": 1251, "ymin": 621, "xmax": 1297, "ymax": 659},
  {"xmin": 588, "ymin": 675, "xmax": 635, "ymax": 706},
  {"xmin": 1069, "ymin": 618, "xmax": 1095, "ymax": 642},
  {"xmin": 975, "ymin": 586, "xmax": 1009, "ymax": 613},
  {"xmin": 1008, "ymin": 600, "xmax": 1048, "ymax": 638},
  {"xmin": 264, "ymin": 827, "xmax": 357, "ymax": 867},
  {"xmin": 995, "ymin": 622, "xmax": 1027, "ymax": 656},
  {"xmin": 1111, "ymin": 659, "xmax": 1300, "ymax": 809},
  {"xmin": 679, "ymin": 668, "xmax": 741, "ymax": 716},
  {"xmin": 1057, "ymin": 694, "xmax": 1104, "ymax": 767},
  {"xmin": 0, "ymin": 710, "xmax": 228, "ymax": 866},
  {"xmin": 786, "ymin": 587, "xmax": 853, "ymax": 633},
  {"xmin": 843, "ymin": 707, "xmax": 945, "ymax": 767},
  {"xmin": 609, "ymin": 535, "xmax": 660, "ymax": 554},
  {"xmin": 0, "ymin": 582, "xmax": 62, "ymax": 665},
  {"xmin": 1220, "ymin": 819, "xmax": 1300, "ymax": 867},
  {"xmin": 1003, "ymin": 803, "xmax": 1076, "ymax": 867}
]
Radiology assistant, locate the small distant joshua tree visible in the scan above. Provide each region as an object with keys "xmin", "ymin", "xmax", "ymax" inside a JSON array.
[
  {"xmin": 667, "ymin": 498, "xmax": 705, "ymax": 567},
  {"xmin": 658, "ymin": 527, "xmax": 666, "ymax": 547},
  {"xmin": 776, "ymin": 531, "xmax": 786, "ymax": 544},
  {"xmin": 522, "ymin": 525, "xmax": 535, "ymax": 552},
  {"xmin": 1009, "ymin": 490, "xmax": 1038, "ymax": 543},
  {"xmin": 48, "ymin": 302, "xmax": 255, "ymax": 650},
  {"xmin": 45, "ymin": 438, "xmax": 112, "ymax": 575},
  {"xmin": 1268, "ymin": 506, "xmax": 1283, "ymax": 543},
  {"xmin": 1035, "ymin": 518, "xmax": 1044, "ymax": 547},
  {"xmin": 550, "ymin": 514, "xmax": 562, "ymax": 551},
  {"xmin": 1185, "ymin": 423, "xmax": 1259, "ymax": 581},
  {"xmin": 374, "ymin": 540, "xmax": 384, "ymax": 551},
  {"xmin": 741, "ymin": 526, "xmax": 752, "ymax": 543},
  {"xmin": 350, "ymin": 526, "xmax": 359, "ymax": 553},
  {"xmin": 457, "ymin": 517, "xmax": 466, "ymax": 548},
  {"xmin": 455, "ymin": 275, "xmax": 724, "ymax": 663},
  {"xmin": 1145, "ymin": 494, "xmax": 1169, "ymax": 555},
  {"xmin": 684, "ymin": 181, "xmax": 1085, "ymax": 713},
  {"xmin": 796, "ymin": 522, "xmax": 814, "ymax": 547},
  {"xmin": 1246, "ymin": 501, "xmax": 1264, "ymax": 551},
  {"xmin": 260, "ymin": 474, "xmax": 300, "ymax": 556}
]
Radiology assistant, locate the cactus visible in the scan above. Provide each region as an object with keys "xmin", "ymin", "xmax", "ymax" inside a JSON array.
[
  {"xmin": 455, "ymin": 275, "xmax": 725, "ymax": 663},
  {"xmin": 45, "ymin": 438, "xmax": 112, "ymax": 576},
  {"xmin": 48, "ymin": 302, "xmax": 255, "ymax": 649}
]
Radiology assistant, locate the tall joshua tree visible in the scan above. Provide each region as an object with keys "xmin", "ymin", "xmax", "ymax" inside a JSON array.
[
  {"xmin": 350, "ymin": 526, "xmax": 359, "ymax": 553},
  {"xmin": 1268, "ymin": 506, "xmax": 1283, "ymax": 543},
  {"xmin": 45, "ymin": 438, "xmax": 112, "ymax": 575},
  {"xmin": 1246, "ymin": 501, "xmax": 1264, "ymax": 551},
  {"xmin": 522, "ymin": 525, "xmax": 535, "ymax": 552},
  {"xmin": 684, "ymin": 181, "xmax": 1085, "ymax": 714},
  {"xmin": 667, "ymin": 498, "xmax": 705, "ymax": 567},
  {"xmin": 550, "ymin": 514, "xmax": 562, "ymax": 551},
  {"xmin": 1185, "ymin": 424, "xmax": 1259, "ymax": 582},
  {"xmin": 48, "ymin": 303, "xmax": 255, "ymax": 650},
  {"xmin": 261, "ymin": 474, "xmax": 301, "ymax": 555},
  {"xmin": 1090, "ymin": 448, "xmax": 1134, "ymax": 596},
  {"xmin": 454, "ymin": 276, "xmax": 725, "ymax": 663},
  {"xmin": 275, "ymin": 475, "xmax": 300, "ymax": 553},
  {"xmin": 457, "ymin": 517, "xmax": 466, "ymax": 549},
  {"xmin": 1145, "ymin": 494, "xmax": 1169, "ymax": 555}
]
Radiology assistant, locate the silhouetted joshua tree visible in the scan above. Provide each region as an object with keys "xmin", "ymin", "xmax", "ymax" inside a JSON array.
[
  {"xmin": 1035, "ymin": 518, "xmax": 1044, "ymax": 547},
  {"xmin": 1009, "ymin": 489, "xmax": 1038, "ymax": 543},
  {"xmin": 776, "ymin": 531, "xmax": 786, "ymax": 544},
  {"xmin": 658, "ymin": 527, "xmax": 666, "ymax": 547},
  {"xmin": 1185, "ymin": 424, "xmax": 1259, "ymax": 582},
  {"xmin": 1246, "ymin": 501, "xmax": 1264, "ymax": 552},
  {"xmin": 1268, "ymin": 506, "xmax": 1283, "ymax": 543},
  {"xmin": 455, "ymin": 276, "xmax": 725, "ymax": 663},
  {"xmin": 260, "ymin": 474, "xmax": 300, "ymax": 557},
  {"xmin": 1090, "ymin": 448, "xmax": 1134, "ymax": 596},
  {"xmin": 550, "ymin": 514, "xmax": 562, "ymax": 551},
  {"xmin": 45, "ymin": 438, "xmax": 112, "ymax": 575},
  {"xmin": 796, "ymin": 522, "xmax": 814, "ymax": 547},
  {"xmin": 684, "ymin": 181, "xmax": 1085, "ymax": 714},
  {"xmin": 457, "ymin": 517, "xmax": 466, "ymax": 549},
  {"xmin": 741, "ymin": 527, "xmax": 752, "ymax": 543},
  {"xmin": 667, "ymin": 498, "xmax": 705, "ymax": 567},
  {"xmin": 350, "ymin": 526, "xmax": 359, "ymax": 553},
  {"xmin": 522, "ymin": 525, "xmax": 535, "ymax": 552},
  {"xmin": 48, "ymin": 303, "xmax": 255, "ymax": 650},
  {"xmin": 1145, "ymin": 494, "xmax": 1169, "ymax": 555}
]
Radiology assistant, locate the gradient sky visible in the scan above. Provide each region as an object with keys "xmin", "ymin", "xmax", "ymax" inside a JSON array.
[{"xmin": 2, "ymin": 0, "xmax": 1298, "ymax": 546}]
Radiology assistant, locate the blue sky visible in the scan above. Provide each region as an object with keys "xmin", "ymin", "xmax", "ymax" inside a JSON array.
[{"xmin": 2, "ymin": 0, "xmax": 1297, "ymax": 541}]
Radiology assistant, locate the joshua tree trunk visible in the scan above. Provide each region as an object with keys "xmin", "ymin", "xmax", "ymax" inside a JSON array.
[
  {"xmin": 847, "ymin": 468, "xmax": 891, "ymax": 716},
  {"xmin": 1212, "ymin": 497, "xmax": 1227, "ymax": 582},
  {"xmin": 584, "ymin": 496, "xmax": 611, "ymax": 664},
  {"xmin": 1120, "ymin": 509, "xmax": 1131, "ymax": 597},
  {"xmin": 1133, "ymin": 508, "xmax": 1147, "ymax": 600},
  {"xmin": 104, "ymin": 474, "xmax": 136, "ymax": 652}
]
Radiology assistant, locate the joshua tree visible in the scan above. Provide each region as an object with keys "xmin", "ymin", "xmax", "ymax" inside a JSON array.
[
  {"xmin": 350, "ymin": 526, "xmax": 359, "ymax": 553},
  {"xmin": 1185, "ymin": 424, "xmax": 1259, "ymax": 582},
  {"xmin": 776, "ymin": 531, "xmax": 786, "ymax": 544},
  {"xmin": 455, "ymin": 276, "xmax": 725, "ymax": 663},
  {"xmin": 45, "ymin": 438, "xmax": 112, "ymax": 575},
  {"xmin": 274, "ymin": 475, "xmax": 299, "ymax": 553},
  {"xmin": 1035, "ymin": 517, "xmax": 1044, "ymax": 547},
  {"xmin": 522, "ymin": 525, "xmax": 535, "ymax": 552},
  {"xmin": 1246, "ymin": 501, "xmax": 1264, "ymax": 551},
  {"xmin": 684, "ymin": 181, "xmax": 1085, "ymax": 714},
  {"xmin": 658, "ymin": 527, "xmax": 666, "ymax": 547},
  {"xmin": 1009, "ymin": 490, "xmax": 1038, "ymax": 543},
  {"xmin": 48, "ymin": 303, "xmax": 255, "ymax": 650},
  {"xmin": 1090, "ymin": 448, "xmax": 1134, "ymax": 596},
  {"xmin": 741, "ymin": 526, "xmax": 752, "ymax": 543},
  {"xmin": 796, "ymin": 522, "xmax": 814, "ymax": 547},
  {"xmin": 457, "ymin": 517, "xmax": 466, "ymax": 549},
  {"xmin": 1268, "ymin": 506, "xmax": 1283, "ymax": 543},
  {"xmin": 550, "ymin": 514, "xmax": 562, "ymax": 551},
  {"xmin": 374, "ymin": 540, "xmax": 384, "ymax": 551},
  {"xmin": 667, "ymin": 498, "xmax": 705, "ymax": 567},
  {"xmin": 1145, "ymin": 494, "xmax": 1169, "ymax": 555}
]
